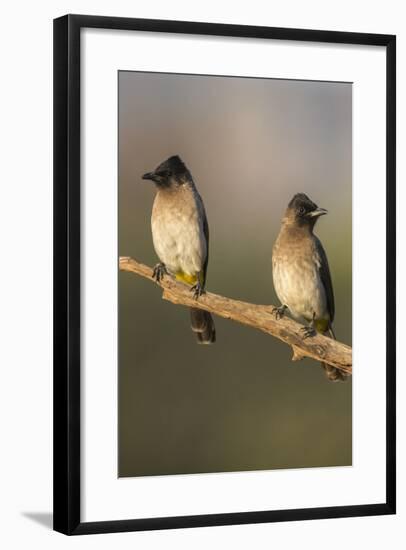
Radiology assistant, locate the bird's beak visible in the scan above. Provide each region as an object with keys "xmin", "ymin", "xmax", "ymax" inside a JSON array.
[
  {"xmin": 308, "ymin": 207, "xmax": 328, "ymax": 218},
  {"xmin": 142, "ymin": 172, "xmax": 155, "ymax": 181}
]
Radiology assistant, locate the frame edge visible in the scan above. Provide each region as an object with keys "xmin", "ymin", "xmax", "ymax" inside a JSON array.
[
  {"xmin": 53, "ymin": 14, "xmax": 82, "ymax": 535},
  {"xmin": 385, "ymin": 34, "xmax": 396, "ymax": 516}
]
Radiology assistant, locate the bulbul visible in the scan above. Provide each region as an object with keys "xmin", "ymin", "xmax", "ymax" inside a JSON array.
[
  {"xmin": 142, "ymin": 155, "xmax": 216, "ymax": 344},
  {"xmin": 272, "ymin": 193, "xmax": 346, "ymax": 381}
]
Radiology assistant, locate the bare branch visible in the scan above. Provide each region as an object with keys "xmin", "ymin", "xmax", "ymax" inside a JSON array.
[{"xmin": 119, "ymin": 256, "xmax": 352, "ymax": 375}]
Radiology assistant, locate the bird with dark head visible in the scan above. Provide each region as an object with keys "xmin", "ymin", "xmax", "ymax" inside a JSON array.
[
  {"xmin": 142, "ymin": 155, "xmax": 191, "ymax": 188},
  {"xmin": 272, "ymin": 193, "xmax": 346, "ymax": 381},
  {"xmin": 285, "ymin": 193, "xmax": 328, "ymax": 228},
  {"xmin": 142, "ymin": 155, "xmax": 216, "ymax": 344}
]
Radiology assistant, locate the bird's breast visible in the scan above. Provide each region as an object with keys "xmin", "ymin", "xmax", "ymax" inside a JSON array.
[
  {"xmin": 272, "ymin": 237, "xmax": 328, "ymax": 323},
  {"xmin": 151, "ymin": 189, "xmax": 206, "ymax": 277}
]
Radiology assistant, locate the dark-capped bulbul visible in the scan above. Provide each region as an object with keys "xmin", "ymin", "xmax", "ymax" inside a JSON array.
[
  {"xmin": 272, "ymin": 193, "xmax": 346, "ymax": 381},
  {"xmin": 142, "ymin": 155, "xmax": 216, "ymax": 344}
]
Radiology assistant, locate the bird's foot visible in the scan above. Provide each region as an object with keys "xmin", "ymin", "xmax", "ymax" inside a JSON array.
[
  {"xmin": 152, "ymin": 263, "xmax": 168, "ymax": 283},
  {"xmin": 301, "ymin": 325, "xmax": 316, "ymax": 340},
  {"xmin": 191, "ymin": 280, "xmax": 205, "ymax": 300},
  {"xmin": 272, "ymin": 305, "xmax": 287, "ymax": 320}
]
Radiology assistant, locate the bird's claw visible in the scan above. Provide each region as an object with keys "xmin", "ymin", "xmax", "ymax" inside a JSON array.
[
  {"xmin": 152, "ymin": 263, "xmax": 168, "ymax": 283},
  {"xmin": 272, "ymin": 305, "xmax": 287, "ymax": 320},
  {"xmin": 301, "ymin": 325, "xmax": 316, "ymax": 340},
  {"xmin": 191, "ymin": 281, "xmax": 205, "ymax": 300}
]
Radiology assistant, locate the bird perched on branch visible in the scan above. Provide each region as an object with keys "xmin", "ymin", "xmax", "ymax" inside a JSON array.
[
  {"xmin": 272, "ymin": 193, "xmax": 346, "ymax": 381},
  {"xmin": 142, "ymin": 155, "xmax": 216, "ymax": 344}
]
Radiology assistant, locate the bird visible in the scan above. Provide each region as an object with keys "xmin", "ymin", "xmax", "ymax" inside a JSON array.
[
  {"xmin": 272, "ymin": 193, "xmax": 346, "ymax": 381},
  {"xmin": 142, "ymin": 155, "xmax": 216, "ymax": 344}
]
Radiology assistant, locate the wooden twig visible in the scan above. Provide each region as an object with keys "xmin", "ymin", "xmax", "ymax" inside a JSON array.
[{"xmin": 119, "ymin": 256, "xmax": 352, "ymax": 375}]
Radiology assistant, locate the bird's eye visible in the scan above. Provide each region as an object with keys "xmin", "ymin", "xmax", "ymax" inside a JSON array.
[
  {"xmin": 156, "ymin": 170, "xmax": 171, "ymax": 179},
  {"xmin": 299, "ymin": 206, "xmax": 306, "ymax": 215}
]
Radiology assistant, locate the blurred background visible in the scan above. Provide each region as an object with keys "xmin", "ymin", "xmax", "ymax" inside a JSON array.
[{"xmin": 118, "ymin": 71, "xmax": 352, "ymax": 477}]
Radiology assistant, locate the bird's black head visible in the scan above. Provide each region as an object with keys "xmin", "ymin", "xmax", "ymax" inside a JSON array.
[
  {"xmin": 142, "ymin": 155, "xmax": 191, "ymax": 188},
  {"xmin": 285, "ymin": 193, "xmax": 328, "ymax": 228}
]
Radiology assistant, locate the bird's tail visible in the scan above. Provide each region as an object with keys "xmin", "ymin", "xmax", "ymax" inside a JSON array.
[
  {"xmin": 190, "ymin": 308, "xmax": 216, "ymax": 344},
  {"xmin": 321, "ymin": 327, "xmax": 347, "ymax": 382}
]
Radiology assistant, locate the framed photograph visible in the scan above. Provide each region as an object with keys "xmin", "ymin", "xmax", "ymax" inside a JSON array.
[{"xmin": 53, "ymin": 14, "xmax": 396, "ymax": 535}]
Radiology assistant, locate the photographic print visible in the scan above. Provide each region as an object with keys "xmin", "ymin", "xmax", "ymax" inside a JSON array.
[
  {"xmin": 118, "ymin": 71, "xmax": 352, "ymax": 478},
  {"xmin": 54, "ymin": 15, "xmax": 395, "ymax": 534}
]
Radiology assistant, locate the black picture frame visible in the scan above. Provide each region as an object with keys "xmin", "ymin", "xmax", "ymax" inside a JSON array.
[{"xmin": 53, "ymin": 14, "xmax": 396, "ymax": 535}]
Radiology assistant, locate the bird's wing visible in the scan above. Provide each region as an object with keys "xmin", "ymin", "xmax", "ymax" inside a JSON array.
[
  {"xmin": 201, "ymin": 206, "xmax": 209, "ymax": 288},
  {"xmin": 194, "ymin": 189, "xmax": 209, "ymax": 288},
  {"xmin": 314, "ymin": 236, "xmax": 335, "ymax": 323}
]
